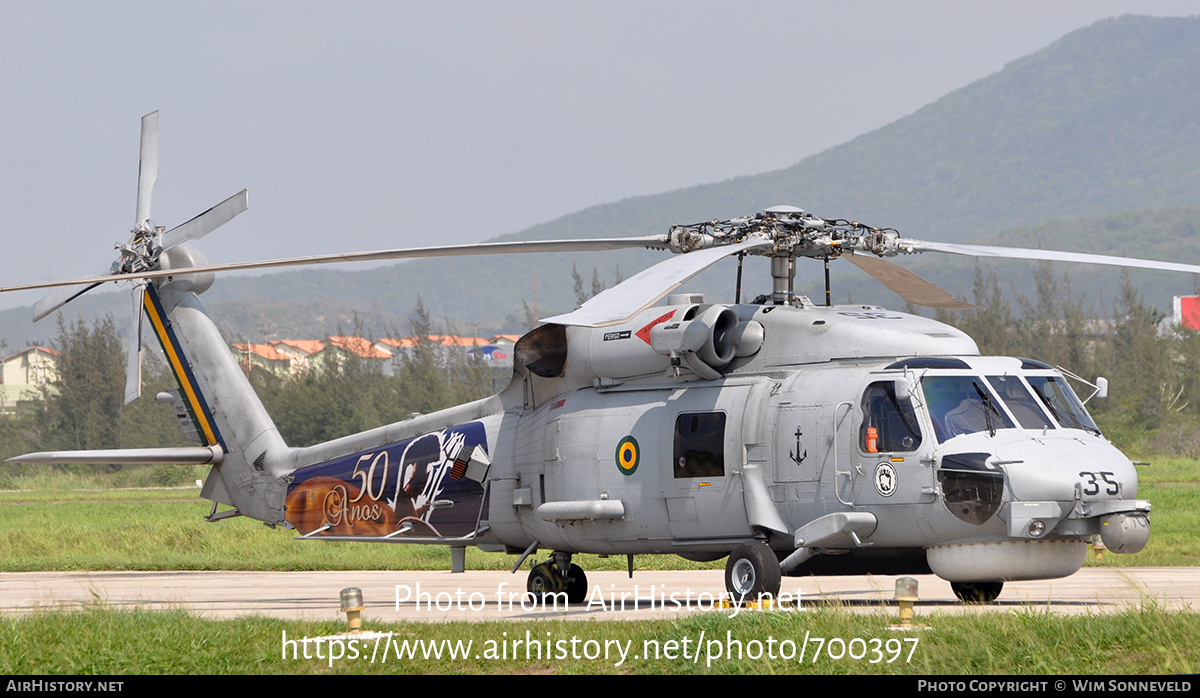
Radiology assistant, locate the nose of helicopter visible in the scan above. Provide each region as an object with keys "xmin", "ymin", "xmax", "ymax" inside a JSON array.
[
  {"xmin": 999, "ymin": 436, "xmax": 1137, "ymax": 501},
  {"xmin": 927, "ymin": 433, "xmax": 1150, "ymax": 584},
  {"xmin": 998, "ymin": 436, "xmax": 1149, "ymax": 553},
  {"xmin": 936, "ymin": 432, "xmax": 1149, "ymax": 548}
]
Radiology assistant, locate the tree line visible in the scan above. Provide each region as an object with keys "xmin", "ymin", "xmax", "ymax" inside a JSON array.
[
  {"xmin": 4, "ymin": 268, "xmax": 1200, "ymax": 482},
  {"xmin": 0, "ymin": 301, "xmax": 496, "ymax": 482}
]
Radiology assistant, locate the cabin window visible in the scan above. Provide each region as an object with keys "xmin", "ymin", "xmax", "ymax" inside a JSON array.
[
  {"xmin": 673, "ymin": 412, "xmax": 726, "ymax": 478},
  {"xmin": 860, "ymin": 381, "xmax": 923, "ymax": 453}
]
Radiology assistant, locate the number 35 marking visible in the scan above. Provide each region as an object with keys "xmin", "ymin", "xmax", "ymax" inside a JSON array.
[{"xmin": 1078, "ymin": 471, "xmax": 1119, "ymax": 496}]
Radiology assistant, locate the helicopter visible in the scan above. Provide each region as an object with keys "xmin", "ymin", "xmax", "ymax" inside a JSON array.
[{"xmin": 6, "ymin": 112, "xmax": 1186, "ymax": 605}]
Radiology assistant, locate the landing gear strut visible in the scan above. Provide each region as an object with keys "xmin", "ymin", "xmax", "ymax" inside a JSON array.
[{"xmin": 527, "ymin": 552, "xmax": 589, "ymax": 604}]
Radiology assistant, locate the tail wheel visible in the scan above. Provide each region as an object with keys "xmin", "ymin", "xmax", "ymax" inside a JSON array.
[
  {"xmin": 724, "ymin": 540, "xmax": 781, "ymax": 602},
  {"xmin": 951, "ymin": 581, "xmax": 1003, "ymax": 603}
]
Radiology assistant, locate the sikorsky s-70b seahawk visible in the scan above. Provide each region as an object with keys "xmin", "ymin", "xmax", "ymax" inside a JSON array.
[{"xmin": 6, "ymin": 113, "xmax": 1183, "ymax": 604}]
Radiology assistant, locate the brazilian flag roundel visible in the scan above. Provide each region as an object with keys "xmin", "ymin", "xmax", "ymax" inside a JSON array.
[{"xmin": 615, "ymin": 436, "xmax": 640, "ymax": 476}]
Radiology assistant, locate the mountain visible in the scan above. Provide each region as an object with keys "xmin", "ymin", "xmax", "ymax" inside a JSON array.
[{"xmin": 3, "ymin": 15, "xmax": 1199, "ymax": 346}]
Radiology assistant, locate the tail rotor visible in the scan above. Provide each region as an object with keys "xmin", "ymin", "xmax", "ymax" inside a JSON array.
[{"xmin": 32, "ymin": 111, "xmax": 248, "ymax": 404}]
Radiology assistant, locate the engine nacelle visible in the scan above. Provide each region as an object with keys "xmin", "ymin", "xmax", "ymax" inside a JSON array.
[{"xmin": 555, "ymin": 304, "xmax": 763, "ymax": 385}]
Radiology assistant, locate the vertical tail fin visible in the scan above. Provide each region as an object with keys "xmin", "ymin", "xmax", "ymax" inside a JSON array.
[{"xmin": 146, "ymin": 284, "xmax": 293, "ymax": 524}]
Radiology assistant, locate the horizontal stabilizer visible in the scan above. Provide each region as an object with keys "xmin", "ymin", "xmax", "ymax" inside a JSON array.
[{"xmin": 7, "ymin": 445, "xmax": 224, "ymax": 466}]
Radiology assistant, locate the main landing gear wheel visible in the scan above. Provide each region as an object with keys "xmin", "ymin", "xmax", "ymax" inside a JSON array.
[
  {"xmin": 951, "ymin": 581, "xmax": 1004, "ymax": 603},
  {"xmin": 527, "ymin": 562, "xmax": 560, "ymax": 597},
  {"xmin": 527, "ymin": 559, "xmax": 589, "ymax": 604},
  {"xmin": 724, "ymin": 540, "xmax": 781, "ymax": 603},
  {"xmin": 564, "ymin": 563, "xmax": 588, "ymax": 604}
]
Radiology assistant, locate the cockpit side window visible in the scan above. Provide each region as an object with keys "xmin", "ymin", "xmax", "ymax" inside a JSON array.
[
  {"xmin": 921, "ymin": 375, "xmax": 1016, "ymax": 443},
  {"xmin": 860, "ymin": 381, "xmax": 923, "ymax": 453},
  {"xmin": 986, "ymin": 375, "xmax": 1055, "ymax": 430}
]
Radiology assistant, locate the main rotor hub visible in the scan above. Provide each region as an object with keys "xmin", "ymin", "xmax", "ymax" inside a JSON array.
[
  {"xmin": 668, "ymin": 205, "xmax": 907, "ymax": 305},
  {"xmin": 668, "ymin": 205, "xmax": 902, "ymax": 259}
]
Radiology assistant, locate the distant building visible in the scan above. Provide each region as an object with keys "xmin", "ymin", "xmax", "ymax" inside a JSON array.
[
  {"xmin": 228, "ymin": 334, "xmax": 512, "ymax": 384},
  {"xmin": 1, "ymin": 346, "xmax": 59, "ymax": 411},
  {"xmin": 231, "ymin": 342, "xmax": 295, "ymax": 377},
  {"xmin": 1174, "ymin": 296, "xmax": 1200, "ymax": 331},
  {"xmin": 232, "ymin": 337, "xmax": 394, "ymax": 376},
  {"xmin": 268, "ymin": 339, "xmax": 326, "ymax": 373},
  {"xmin": 311, "ymin": 336, "xmax": 394, "ymax": 374},
  {"xmin": 375, "ymin": 335, "xmax": 490, "ymax": 374}
]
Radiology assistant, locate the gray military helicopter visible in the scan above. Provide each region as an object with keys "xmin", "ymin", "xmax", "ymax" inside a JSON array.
[{"xmin": 6, "ymin": 113, "xmax": 1185, "ymax": 604}]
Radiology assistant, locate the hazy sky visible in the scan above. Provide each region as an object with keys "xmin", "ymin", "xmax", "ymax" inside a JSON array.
[{"xmin": 1, "ymin": 1, "xmax": 1196, "ymax": 311}]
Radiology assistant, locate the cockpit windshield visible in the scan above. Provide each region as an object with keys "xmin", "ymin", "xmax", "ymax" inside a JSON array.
[
  {"xmin": 919, "ymin": 371, "xmax": 1102, "ymax": 442},
  {"xmin": 986, "ymin": 375, "xmax": 1055, "ymax": 430},
  {"xmin": 921, "ymin": 375, "xmax": 1015, "ymax": 442},
  {"xmin": 1025, "ymin": 375, "xmax": 1101, "ymax": 435}
]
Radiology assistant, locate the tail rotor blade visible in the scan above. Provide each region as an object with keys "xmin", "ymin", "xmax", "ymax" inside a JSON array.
[
  {"xmin": 135, "ymin": 111, "xmax": 159, "ymax": 229},
  {"xmin": 160, "ymin": 189, "xmax": 248, "ymax": 251},
  {"xmin": 124, "ymin": 285, "xmax": 145, "ymax": 405},
  {"xmin": 32, "ymin": 281, "xmax": 102, "ymax": 323}
]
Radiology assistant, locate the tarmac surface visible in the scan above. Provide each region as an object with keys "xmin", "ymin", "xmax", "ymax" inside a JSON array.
[{"xmin": 2, "ymin": 567, "xmax": 1197, "ymax": 622}]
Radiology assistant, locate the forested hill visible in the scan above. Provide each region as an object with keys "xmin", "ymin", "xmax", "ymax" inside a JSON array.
[{"xmin": 3, "ymin": 15, "xmax": 1199, "ymax": 344}]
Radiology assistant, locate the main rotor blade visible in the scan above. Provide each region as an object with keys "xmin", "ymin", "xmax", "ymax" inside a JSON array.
[
  {"xmin": 160, "ymin": 189, "xmax": 249, "ymax": 251},
  {"xmin": 2, "ymin": 236, "xmax": 671, "ymax": 296},
  {"xmin": 135, "ymin": 111, "xmax": 159, "ymax": 228},
  {"xmin": 544, "ymin": 239, "xmax": 771, "ymax": 327},
  {"xmin": 904, "ymin": 240, "xmax": 1200, "ymax": 275},
  {"xmin": 124, "ymin": 285, "xmax": 145, "ymax": 405},
  {"xmin": 844, "ymin": 252, "xmax": 977, "ymax": 309},
  {"xmin": 31, "ymin": 261, "xmax": 117, "ymax": 322}
]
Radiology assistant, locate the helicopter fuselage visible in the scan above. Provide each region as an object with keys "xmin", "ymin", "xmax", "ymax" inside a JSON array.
[{"xmin": 282, "ymin": 299, "xmax": 1150, "ymax": 587}]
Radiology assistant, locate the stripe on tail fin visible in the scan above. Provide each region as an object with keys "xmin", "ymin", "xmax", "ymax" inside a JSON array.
[{"xmin": 143, "ymin": 285, "xmax": 224, "ymax": 449}]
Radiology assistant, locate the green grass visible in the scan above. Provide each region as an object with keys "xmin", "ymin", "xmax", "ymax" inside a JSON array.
[
  {"xmin": 2, "ymin": 467, "xmax": 1198, "ymax": 676},
  {"xmin": 2, "ymin": 604, "xmax": 1196, "ymax": 675},
  {"xmin": 1086, "ymin": 481, "xmax": 1200, "ymax": 567},
  {"xmin": 0, "ymin": 487, "xmax": 720, "ymax": 572},
  {"xmin": 1131, "ymin": 456, "xmax": 1200, "ymax": 486},
  {"xmin": 1, "ymin": 461, "xmax": 1196, "ymax": 571},
  {"xmin": 1074, "ymin": 456, "xmax": 1200, "ymax": 568}
]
